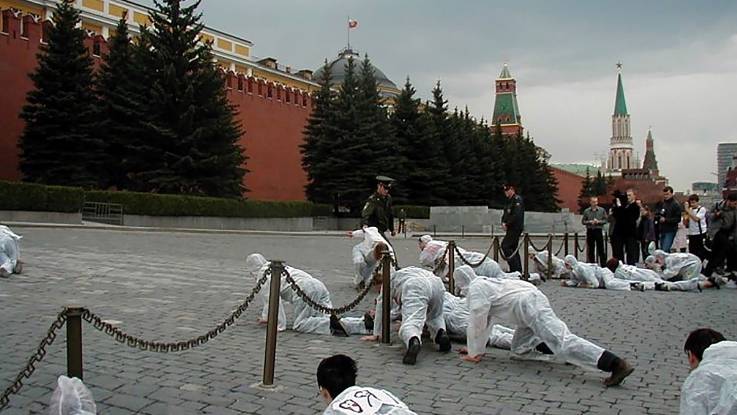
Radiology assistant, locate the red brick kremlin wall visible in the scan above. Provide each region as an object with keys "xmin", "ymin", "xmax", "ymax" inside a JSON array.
[
  {"xmin": 549, "ymin": 166, "xmax": 584, "ymax": 212},
  {"xmin": 0, "ymin": 11, "xmax": 310, "ymax": 201}
]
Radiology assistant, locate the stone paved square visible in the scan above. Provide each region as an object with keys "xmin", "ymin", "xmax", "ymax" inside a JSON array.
[{"xmin": 1, "ymin": 227, "xmax": 736, "ymax": 414}]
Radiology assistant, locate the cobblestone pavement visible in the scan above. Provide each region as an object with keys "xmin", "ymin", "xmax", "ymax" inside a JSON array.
[{"xmin": 1, "ymin": 227, "xmax": 735, "ymax": 414}]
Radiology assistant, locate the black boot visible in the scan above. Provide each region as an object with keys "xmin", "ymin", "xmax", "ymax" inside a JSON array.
[
  {"xmin": 435, "ymin": 329, "xmax": 451, "ymax": 352},
  {"xmin": 403, "ymin": 337, "xmax": 421, "ymax": 365},
  {"xmin": 597, "ymin": 351, "xmax": 634, "ymax": 387},
  {"xmin": 363, "ymin": 312, "xmax": 374, "ymax": 331},
  {"xmin": 330, "ymin": 314, "xmax": 348, "ymax": 337}
]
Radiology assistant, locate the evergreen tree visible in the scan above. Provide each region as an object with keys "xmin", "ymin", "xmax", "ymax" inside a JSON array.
[
  {"xmin": 96, "ymin": 15, "xmax": 147, "ymax": 189},
  {"xmin": 19, "ymin": 0, "xmax": 104, "ymax": 187},
  {"xmin": 425, "ymin": 82, "xmax": 451, "ymax": 204},
  {"xmin": 592, "ymin": 170, "xmax": 609, "ymax": 196},
  {"xmin": 390, "ymin": 77, "xmax": 435, "ymax": 205},
  {"xmin": 136, "ymin": 0, "xmax": 245, "ymax": 197},
  {"xmin": 355, "ymin": 55, "xmax": 404, "ymax": 204}
]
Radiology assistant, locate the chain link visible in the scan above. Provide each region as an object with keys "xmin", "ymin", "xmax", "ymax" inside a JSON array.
[
  {"xmin": 528, "ymin": 238, "xmax": 549, "ymax": 253},
  {"xmin": 499, "ymin": 240, "xmax": 525, "ymax": 261},
  {"xmin": 283, "ymin": 267, "xmax": 375, "ymax": 315},
  {"xmin": 81, "ymin": 270, "xmax": 269, "ymax": 353},
  {"xmin": 453, "ymin": 241, "xmax": 495, "ymax": 268},
  {"xmin": 0, "ymin": 310, "xmax": 67, "ymax": 411},
  {"xmin": 554, "ymin": 239, "xmax": 566, "ymax": 256}
]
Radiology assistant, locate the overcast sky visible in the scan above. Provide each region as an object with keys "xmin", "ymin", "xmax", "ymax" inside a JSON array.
[{"xmin": 161, "ymin": 0, "xmax": 737, "ymax": 191}]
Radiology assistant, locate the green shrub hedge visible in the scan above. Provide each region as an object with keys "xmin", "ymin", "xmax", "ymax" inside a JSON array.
[
  {"xmin": 0, "ymin": 180, "xmax": 332, "ymax": 218},
  {"xmin": 0, "ymin": 180, "xmax": 83, "ymax": 212}
]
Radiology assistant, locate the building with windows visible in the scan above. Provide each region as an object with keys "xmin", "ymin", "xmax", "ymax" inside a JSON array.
[
  {"xmin": 717, "ymin": 142, "xmax": 737, "ymax": 188},
  {"xmin": 0, "ymin": 0, "xmax": 321, "ymax": 200}
]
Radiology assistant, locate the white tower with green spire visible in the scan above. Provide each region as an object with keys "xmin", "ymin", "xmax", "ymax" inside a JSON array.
[{"xmin": 606, "ymin": 63, "xmax": 634, "ymax": 173}]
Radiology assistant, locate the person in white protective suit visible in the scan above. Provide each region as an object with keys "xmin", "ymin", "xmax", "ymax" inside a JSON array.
[
  {"xmin": 528, "ymin": 249, "xmax": 567, "ymax": 280},
  {"xmin": 647, "ymin": 251, "xmax": 723, "ymax": 292},
  {"xmin": 419, "ymin": 238, "xmax": 536, "ymax": 283},
  {"xmin": 442, "ymin": 289, "xmax": 515, "ymax": 350},
  {"xmin": 562, "ymin": 256, "xmax": 631, "ymax": 290},
  {"xmin": 458, "ymin": 266, "xmax": 635, "ymax": 386},
  {"xmin": 48, "ymin": 375, "xmax": 96, "ymax": 415},
  {"xmin": 680, "ymin": 328, "xmax": 737, "ymax": 415},
  {"xmin": 0, "ymin": 225, "xmax": 23, "ymax": 278},
  {"xmin": 362, "ymin": 266, "xmax": 451, "ymax": 365},
  {"xmin": 348, "ymin": 227, "xmax": 395, "ymax": 289},
  {"xmin": 418, "ymin": 234, "xmax": 433, "ymax": 252},
  {"xmin": 245, "ymin": 253, "xmax": 371, "ymax": 336},
  {"xmin": 318, "ymin": 354, "xmax": 416, "ymax": 415}
]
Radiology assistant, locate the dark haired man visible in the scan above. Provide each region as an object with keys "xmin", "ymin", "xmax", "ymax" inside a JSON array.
[
  {"xmin": 680, "ymin": 328, "xmax": 737, "ymax": 414},
  {"xmin": 317, "ymin": 354, "xmax": 415, "ymax": 415},
  {"xmin": 656, "ymin": 186, "xmax": 683, "ymax": 252}
]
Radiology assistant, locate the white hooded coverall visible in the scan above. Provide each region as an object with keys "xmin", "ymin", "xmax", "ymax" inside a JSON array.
[
  {"xmin": 0, "ymin": 225, "xmax": 22, "ymax": 276},
  {"xmin": 245, "ymin": 254, "xmax": 366, "ymax": 335},
  {"xmin": 420, "ymin": 240, "xmax": 518, "ymax": 281},
  {"xmin": 443, "ymin": 291, "xmax": 514, "ymax": 349},
  {"xmin": 466, "ymin": 275, "xmax": 607, "ymax": 372},
  {"xmin": 654, "ymin": 250, "xmax": 703, "ymax": 281},
  {"xmin": 351, "ymin": 227, "xmax": 395, "ymax": 286},
  {"xmin": 563, "ymin": 256, "xmax": 630, "ymax": 290},
  {"xmin": 373, "ymin": 267, "xmax": 446, "ymax": 347},
  {"xmin": 531, "ymin": 250, "xmax": 568, "ymax": 279},
  {"xmin": 679, "ymin": 341, "xmax": 737, "ymax": 415},
  {"xmin": 323, "ymin": 385, "xmax": 417, "ymax": 415}
]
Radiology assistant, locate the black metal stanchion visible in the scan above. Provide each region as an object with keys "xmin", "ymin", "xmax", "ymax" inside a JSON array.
[
  {"xmin": 547, "ymin": 234, "xmax": 554, "ymax": 280},
  {"xmin": 564, "ymin": 233, "xmax": 569, "ymax": 256},
  {"xmin": 493, "ymin": 236, "xmax": 500, "ymax": 262},
  {"xmin": 447, "ymin": 241, "xmax": 456, "ymax": 294},
  {"xmin": 66, "ymin": 306, "xmax": 83, "ymax": 380},
  {"xmin": 523, "ymin": 233, "xmax": 530, "ymax": 278},
  {"xmin": 262, "ymin": 260, "xmax": 284, "ymax": 387},
  {"xmin": 574, "ymin": 232, "xmax": 580, "ymax": 260},
  {"xmin": 380, "ymin": 250, "xmax": 392, "ymax": 345}
]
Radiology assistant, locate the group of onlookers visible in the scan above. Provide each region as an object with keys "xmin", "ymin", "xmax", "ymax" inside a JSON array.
[{"xmin": 582, "ymin": 187, "xmax": 737, "ymax": 278}]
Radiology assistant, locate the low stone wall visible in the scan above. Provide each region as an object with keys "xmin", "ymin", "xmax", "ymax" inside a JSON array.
[
  {"xmin": 123, "ymin": 214, "xmax": 315, "ymax": 232},
  {"xmin": 0, "ymin": 210, "xmax": 82, "ymax": 224},
  {"xmin": 430, "ymin": 206, "xmax": 586, "ymax": 234}
]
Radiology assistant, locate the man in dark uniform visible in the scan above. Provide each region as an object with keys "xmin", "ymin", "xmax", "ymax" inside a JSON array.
[
  {"xmin": 501, "ymin": 184, "xmax": 524, "ymax": 273},
  {"xmin": 361, "ymin": 176, "xmax": 395, "ymax": 237}
]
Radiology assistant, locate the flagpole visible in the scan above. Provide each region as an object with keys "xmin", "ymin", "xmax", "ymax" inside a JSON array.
[{"xmin": 347, "ymin": 15, "xmax": 350, "ymax": 49}]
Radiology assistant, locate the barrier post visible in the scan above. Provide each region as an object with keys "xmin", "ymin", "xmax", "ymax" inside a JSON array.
[
  {"xmin": 574, "ymin": 233, "xmax": 579, "ymax": 260},
  {"xmin": 492, "ymin": 236, "xmax": 500, "ymax": 262},
  {"xmin": 447, "ymin": 241, "xmax": 456, "ymax": 294},
  {"xmin": 564, "ymin": 233, "xmax": 569, "ymax": 256},
  {"xmin": 66, "ymin": 306, "xmax": 83, "ymax": 380},
  {"xmin": 604, "ymin": 232, "xmax": 609, "ymax": 257},
  {"xmin": 523, "ymin": 233, "xmax": 530, "ymax": 278},
  {"xmin": 381, "ymin": 249, "xmax": 392, "ymax": 344},
  {"xmin": 433, "ymin": 225, "xmax": 436, "ymax": 238},
  {"xmin": 547, "ymin": 234, "xmax": 554, "ymax": 280},
  {"xmin": 262, "ymin": 260, "xmax": 284, "ymax": 387}
]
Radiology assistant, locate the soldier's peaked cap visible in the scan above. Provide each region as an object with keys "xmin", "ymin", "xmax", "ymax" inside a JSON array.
[{"xmin": 376, "ymin": 175, "xmax": 396, "ymax": 184}]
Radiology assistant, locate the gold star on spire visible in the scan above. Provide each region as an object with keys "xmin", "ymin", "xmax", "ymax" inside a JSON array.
[{"xmin": 616, "ymin": 62, "xmax": 623, "ymax": 71}]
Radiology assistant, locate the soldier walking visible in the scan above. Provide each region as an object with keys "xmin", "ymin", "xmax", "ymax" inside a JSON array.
[
  {"xmin": 361, "ymin": 176, "xmax": 396, "ymax": 238},
  {"xmin": 502, "ymin": 184, "xmax": 524, "ymax": 273}
]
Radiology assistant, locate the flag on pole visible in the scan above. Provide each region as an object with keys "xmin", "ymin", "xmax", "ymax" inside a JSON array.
[{"xmin": 348, "ymin": 19, "xmax": 359, "ymax": 29}]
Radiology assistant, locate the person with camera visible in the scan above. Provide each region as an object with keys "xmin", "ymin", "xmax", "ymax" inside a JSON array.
[
  {"xmin": 684, "ymin": 194, "xmax": 708, "ymax": 261},
  {"xmin": 702, "ymin": 192, "xmax": 737, "ymax": 279},
  {"xmin": 610, "ymin": 189, "xmax": 640, "ymax": 265},
  {"xmin": 655, "ymin": 186, "xmax": 683, "ymax": 253}
]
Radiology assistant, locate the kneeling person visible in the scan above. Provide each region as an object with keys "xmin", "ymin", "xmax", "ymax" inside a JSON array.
[
  {"xmin": 246, "ymin": 253, "xmax": 370, "ymax": 336},
  {"xmin": 460, "ymin": 267, "xmax": 634, "ymax": 386},
  {"xmin": 363, "ymin": 266, "xmax": 450, "ymax": 365}
]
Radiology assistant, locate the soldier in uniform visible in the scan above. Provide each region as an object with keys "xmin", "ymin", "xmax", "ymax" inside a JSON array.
[
  {"xmin": 361, "ymin": 176, "xmax": 395, "ymax": 238},
  {"xmin": 502, "ymin": 184, "xmax": 525, "ymax": 273}
]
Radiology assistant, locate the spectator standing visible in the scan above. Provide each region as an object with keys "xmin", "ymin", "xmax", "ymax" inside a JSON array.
[
  {"xmin": 397, "ymin": 208, "xmax": 407, "ymax": 236},
  {"xmin": 673, "ymin": 213, "xmax": 689, "ymax": 253},
  {"xmin": 581, "ymin": 196, "xmax": 608, "ymax": 266},
  {"xmin": 637, "ymin": 206, "xmax": 656, "ymax": 261},
  {"xmin": 684, "ymin": 195, "xmax": 708, "ymax": 261},
  {"xmin": 501, "ymin": 184, "xmax": 524, "ymax": 273},
  {"xmin": 703, "ymin": 192, "xmax": 737, "ymax": 278},
  {"xmin": 656, "ymin": 186, "xmax": 683, "ymax": 252},
  {"xmin": 611, "ymin": 189, "xmax": 640, "ymax": 265}
]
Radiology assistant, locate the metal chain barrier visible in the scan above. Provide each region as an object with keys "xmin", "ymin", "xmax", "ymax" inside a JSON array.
[
  {"xmin": 432, "ymin": 245, "xmax": 450, "ymax": 275},
  {"xmin": 453, "ymin": 241, "xmax": 495, "ymax": 268},
  {"xmin": 82, "ymin": 270, "xmax": 269, "ymax": 353},
  {"xmin": 0, "ymin": 309, "xmax": 68, "ymax": 411},
  {"xmin": 554, "ymin": 239, "xmax": 566, "ymax": 256},
  {"xmin": 528, "ymin": 238, "xmax": 549, "ymax": 253},
  {"xmin": 284, "ymin": 265, "xmax": 375, "ymax": 315},
  {"xmin": 498, "ymin": 240, "xmax": 524, "ymax": 261}
]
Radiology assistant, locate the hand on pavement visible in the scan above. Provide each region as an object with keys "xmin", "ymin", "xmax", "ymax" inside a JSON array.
[
  {"xmin": 462, "ymin": 354, "xmax": 483, "ymax": 363},
  {"xmin": 361, "ymin": 335, "xmax": 379, "ymax": 342}
]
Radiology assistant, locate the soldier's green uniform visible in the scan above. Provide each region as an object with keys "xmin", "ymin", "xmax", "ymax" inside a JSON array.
[{"xmin": 361, "ymin": 176, "xmax": 395, "ymax": 235}]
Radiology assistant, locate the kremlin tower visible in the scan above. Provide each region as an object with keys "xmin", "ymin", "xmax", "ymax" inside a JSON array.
[{"xmin": 491, "ymin": 64, "xmax": 523, "ymax": 136}]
